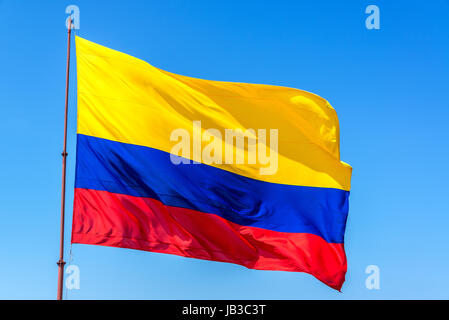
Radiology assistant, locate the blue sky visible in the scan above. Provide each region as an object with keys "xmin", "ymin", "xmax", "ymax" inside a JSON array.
[{"xmin": 0, "ymin": 0, "xmax": 448, "ymax": 299}]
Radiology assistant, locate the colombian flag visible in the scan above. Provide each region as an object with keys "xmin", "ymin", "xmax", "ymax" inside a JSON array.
[{"xmin": 71, "ymin": 37, "xmax": 352, "ymax": 290}]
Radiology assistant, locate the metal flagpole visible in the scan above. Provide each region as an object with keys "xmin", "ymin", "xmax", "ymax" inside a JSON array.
[{"xmin": 57, "ymin": 17, "xmax": 72, "ymax": 301}]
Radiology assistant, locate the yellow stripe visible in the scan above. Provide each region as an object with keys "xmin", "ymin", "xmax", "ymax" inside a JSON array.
[{"xmin": 75, "ymin": 36, "xmax": 352, "ymax": 190}]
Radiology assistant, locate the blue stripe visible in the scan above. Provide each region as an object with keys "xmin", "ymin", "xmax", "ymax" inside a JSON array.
[{"xmin": 75, "ymin": 134, "xmax": 349, "ymax": 243}]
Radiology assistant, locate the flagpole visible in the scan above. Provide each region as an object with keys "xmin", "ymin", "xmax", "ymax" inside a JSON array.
[{"xmin": 57, "ymin": 17, "xmax": 72, "ymax": 301}]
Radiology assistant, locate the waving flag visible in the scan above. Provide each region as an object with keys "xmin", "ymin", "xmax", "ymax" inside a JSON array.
[{"xmin": 71, "ymin": 36, "xmax": 352, "ymax": 290}]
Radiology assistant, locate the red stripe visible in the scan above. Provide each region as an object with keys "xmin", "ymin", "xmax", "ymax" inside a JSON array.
[{"xmin": 72, "ymin": 188, "xmax": 347, "ymax": 290}]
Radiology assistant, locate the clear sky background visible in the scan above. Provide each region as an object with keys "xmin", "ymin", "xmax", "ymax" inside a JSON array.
[{"xmin": 0, "ymin": 0, "xmax": 448, "ymax": 299}]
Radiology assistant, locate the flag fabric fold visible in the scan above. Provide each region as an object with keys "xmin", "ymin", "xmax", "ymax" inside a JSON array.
[{"xmin": 71, "ymin": 36, "xmax": 352, "ymax": 290}]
